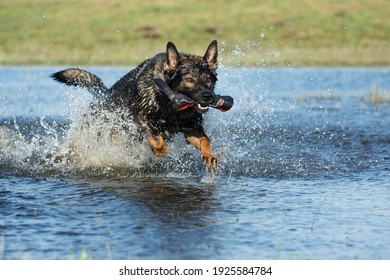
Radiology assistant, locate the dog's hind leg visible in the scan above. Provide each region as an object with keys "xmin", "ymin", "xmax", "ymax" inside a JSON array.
[
  {"xmin": 135, "ymin": 116, "xmax": 168, "ymax": 157},
  {"xmin": 185, "ymin": 130, "xmax": 217, "ymax": 169},
  {"xmin": 147, "ymin": 134, "xmax": 168, "ymax": 157}
]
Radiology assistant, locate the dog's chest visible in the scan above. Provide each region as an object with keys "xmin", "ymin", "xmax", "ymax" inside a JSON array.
[{"xmin": 151, "ymin": 107, "xmax": 203, "ymax": 134}]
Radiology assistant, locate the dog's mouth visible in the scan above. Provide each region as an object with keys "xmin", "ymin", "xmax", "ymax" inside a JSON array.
[
  {"xmin": 154, "ymin": 78, "xmax": 233, "ymax": 114},
  {"xmin": 195, "ymin": 104, "xmax": 209, "ymax": 113}
]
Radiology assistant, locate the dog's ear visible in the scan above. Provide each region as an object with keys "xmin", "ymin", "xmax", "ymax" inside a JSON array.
[
  {"xmin": 165, "ymin": 42, "xmax": 180, "ymax": 71},
  {"xmin": 203, "ymin": 40, "xmax": 218, "ymax": 71}
]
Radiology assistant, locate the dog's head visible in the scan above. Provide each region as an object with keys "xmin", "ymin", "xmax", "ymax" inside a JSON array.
[{"xmin": 163, "ymin": 40, "xmax": 218, "ymax": 113}]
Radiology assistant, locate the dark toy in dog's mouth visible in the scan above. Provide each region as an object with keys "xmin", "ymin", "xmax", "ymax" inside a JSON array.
[{"xmin": 154, "ymin": 78, "xmax": 234, "ymax": 113}]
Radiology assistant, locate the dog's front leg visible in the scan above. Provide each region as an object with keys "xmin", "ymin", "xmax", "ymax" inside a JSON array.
[
  {"xmin": 136, "ymin": 116, "xmax": 168, "ymax": 157},
  {"xmin": 185, "ymin": 130, "xmax": 217, "ymax": 169}
]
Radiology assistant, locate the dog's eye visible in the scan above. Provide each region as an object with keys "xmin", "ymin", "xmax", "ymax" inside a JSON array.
[{"xmin": 204, "ymin": 77, "xmax": 211, "ymax": 84}]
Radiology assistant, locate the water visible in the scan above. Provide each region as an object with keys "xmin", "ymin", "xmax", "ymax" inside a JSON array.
[{"xmin": 1, "ymin": 66, "xmax": 389, "ymax": 259}]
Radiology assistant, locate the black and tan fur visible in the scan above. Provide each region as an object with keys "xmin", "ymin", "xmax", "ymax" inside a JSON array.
[{"xmin": 52, "ymin": 40, "xmax": 220, "ymax": 168}]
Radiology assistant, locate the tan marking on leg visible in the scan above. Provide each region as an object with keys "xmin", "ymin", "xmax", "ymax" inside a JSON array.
[
  {"xmin": 148, "ymin": 135, "xmax": 168, "ymax": 157},
  {"xmin": 187, "ymin": 135, "xmax": 217, "ymax": 169}
]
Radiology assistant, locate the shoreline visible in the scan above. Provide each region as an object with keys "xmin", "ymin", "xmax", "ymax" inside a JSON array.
[{"xmin": 2, "ymin": 46, "xmax": 389, "ymax": 68}]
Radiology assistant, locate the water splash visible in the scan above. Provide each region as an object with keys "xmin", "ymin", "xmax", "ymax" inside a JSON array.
[{"xmin": 0, "ymin": 81, "xmax": 229, "ymax": 178}]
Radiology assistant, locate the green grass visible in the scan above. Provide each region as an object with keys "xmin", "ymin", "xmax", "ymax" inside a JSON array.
[
  {"xmin": 365, "ymin": 85, "xmax": 390, "ymax": 105},
  {"xmin": 1, "ymin": 0, "xmax": 389, "ymax": 66}
]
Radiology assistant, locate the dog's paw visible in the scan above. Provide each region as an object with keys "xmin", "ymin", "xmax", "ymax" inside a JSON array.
[
  {"xmin": 201, "ymin": 153, "xmax": 217, "ymax": 169},
  {"xmin": 152, "ymin": 145, "xmax": 168, "ymax": 157},
  {"xmin": 148, "ymin": 135, "xmax": 168, "ymax": 157}
]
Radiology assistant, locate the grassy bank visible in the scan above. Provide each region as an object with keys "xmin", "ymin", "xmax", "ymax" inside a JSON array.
[{"xmin": 1, "ymin": 0, "xmax": 389, "ymax": 66}]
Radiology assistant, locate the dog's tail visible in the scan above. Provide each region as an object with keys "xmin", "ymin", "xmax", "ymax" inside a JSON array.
[{"xmin": 51, "ymin": 68, "xmax": 108, "ymax": 98}]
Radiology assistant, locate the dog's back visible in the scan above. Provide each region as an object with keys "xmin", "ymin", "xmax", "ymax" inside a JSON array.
[
  {"xmin": 108, "ymin": 53, "xmax": 167, "ymax": 113},
  {"xmin": 52, "ymin": 54, "xmax": 169, "ymax": 116}
]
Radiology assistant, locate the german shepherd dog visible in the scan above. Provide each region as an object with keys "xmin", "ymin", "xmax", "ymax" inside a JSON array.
[{"xmin": 52, "ymin": 40, "xmax": 220, "ymax": 169}]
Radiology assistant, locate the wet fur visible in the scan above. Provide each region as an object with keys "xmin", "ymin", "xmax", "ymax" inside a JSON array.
[{"xmin": 52, "ymin": 40, "xmax": 219, "ymax": 168}]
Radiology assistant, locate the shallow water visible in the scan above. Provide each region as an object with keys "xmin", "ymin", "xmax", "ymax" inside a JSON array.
[{"xmin": 0, "ymin": 66, "xmax": 389, "ymax": 259}]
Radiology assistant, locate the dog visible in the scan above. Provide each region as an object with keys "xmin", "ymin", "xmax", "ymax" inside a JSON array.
[{"xmin": 52, "ymin": 40, "xmax": 221, "ymax": 169}]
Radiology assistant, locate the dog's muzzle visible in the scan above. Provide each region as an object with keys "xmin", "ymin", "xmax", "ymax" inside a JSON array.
[{"xmin": 154, "ymin": 78, "xmax": 233, "ymax": 113}]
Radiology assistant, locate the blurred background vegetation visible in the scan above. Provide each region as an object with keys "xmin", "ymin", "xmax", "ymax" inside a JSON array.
[{"xmin": 0, "ymin": 0, "xmax": 389, "ymax": 66}]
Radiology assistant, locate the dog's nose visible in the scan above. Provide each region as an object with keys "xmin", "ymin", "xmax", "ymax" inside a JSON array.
[{"xmin": 202, "ymin": 91, "xmax": 214, "ymax": 103}]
